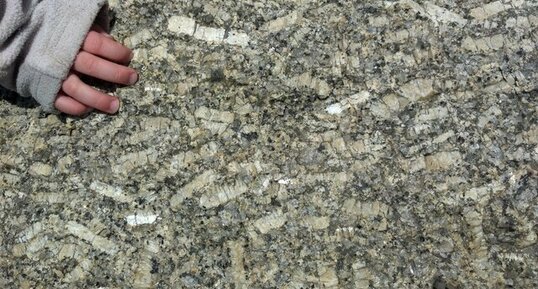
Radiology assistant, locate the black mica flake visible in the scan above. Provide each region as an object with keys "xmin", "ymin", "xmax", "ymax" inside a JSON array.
[
  {"xmin": 209, "ymin": 68, "xmax": 225, "ymax": 82},
  {"xmin": 150, "ymin": 257, "xmax": 160, "ymax": 274}
]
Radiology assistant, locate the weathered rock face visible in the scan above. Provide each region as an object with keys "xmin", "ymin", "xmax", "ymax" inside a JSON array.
[{"xmin": 1, "ymin": 1, "xmax": 537, "ymax": 288}]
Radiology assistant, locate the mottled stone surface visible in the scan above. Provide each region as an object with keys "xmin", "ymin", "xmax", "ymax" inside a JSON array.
[{"xmin": 1, "ymin": 1, "xmax": 537, "ymax": 288}]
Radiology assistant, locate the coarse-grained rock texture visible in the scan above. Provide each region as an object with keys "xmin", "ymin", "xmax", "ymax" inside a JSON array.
[{"xmin": 1, "ymin": 1, "xmax": 537, "ymax": 288}]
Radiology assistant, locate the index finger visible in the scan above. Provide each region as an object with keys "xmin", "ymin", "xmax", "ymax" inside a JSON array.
[{"xmin": 82, "ymin": 30, "xmax": 133, "ymax": 64}]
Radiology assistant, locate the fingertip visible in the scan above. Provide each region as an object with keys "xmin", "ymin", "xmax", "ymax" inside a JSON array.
[
  {"xmin": 83, "ymin": 31, "xmax": 133, "ymax": 64},
  {"xmin": 129, "ymin": 72, "xmax": 138, "ymax": 85},
  {"xmin": 109, "ymin": 98, "xmax": 120, "ymax": 114}
]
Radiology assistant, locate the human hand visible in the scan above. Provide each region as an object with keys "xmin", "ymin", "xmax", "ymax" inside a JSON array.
[{"xmin": 54, "ymin": 26, "xmax": 138, "ymax": 116}]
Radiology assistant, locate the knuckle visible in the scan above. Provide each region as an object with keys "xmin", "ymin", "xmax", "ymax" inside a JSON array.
[
  {"xmin": 62, "ymin": 75, "xmax": 79, "ymax": 94},
  {"xmin": 83, "ymin": 54, "xmax": 98, "ymax": 74},
  {"xmin": 84, "ymin": 31, "xmax": 104, "ymax": 53},
  {"xmin": 114, "ymin": 68, "xmax": 128, "ymax": 84}
]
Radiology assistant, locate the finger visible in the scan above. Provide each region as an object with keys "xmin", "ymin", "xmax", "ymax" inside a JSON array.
[
  {"xmin": 91, "ymin": 25, "xmax": 114, "ymax": 39},
  {"xmin": 74, "ymin": 51, "xmax": 138, "ymax": 85},
  {"xmin": 62, "ymin": 74, "xmax": 120, "ymax": 114},
  {"xmin": 54, "ymin": 93, "xmax": 93, "ymax": 116},
  {"xmin": 82, "ymin": 30, "xmax": 133, "ymax": 64}
]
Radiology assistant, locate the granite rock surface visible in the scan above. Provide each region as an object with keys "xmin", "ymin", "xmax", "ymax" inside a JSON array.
[{"xmin": 1, "ymin": 0, "xmax": 537, "ymax": 288}]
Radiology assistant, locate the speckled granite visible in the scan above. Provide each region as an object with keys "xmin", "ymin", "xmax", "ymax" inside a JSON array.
[{"xmin": 1, "ymin": 1, "xmax": 537, "ymax": 288}]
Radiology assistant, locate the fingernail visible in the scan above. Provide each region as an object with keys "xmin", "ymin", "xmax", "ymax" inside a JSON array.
[
  {"xmin": 129, "ymin": 51, "xmax": 134, "ymax": 61},
  {"xmin": 110, "ymin": 99, "xmax": 120, "ymax": 113},
  {"xmin": 129, "ymin": 73, "xmax": 138, "ymax": 85}
]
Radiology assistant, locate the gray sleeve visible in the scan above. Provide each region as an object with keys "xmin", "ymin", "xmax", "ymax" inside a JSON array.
[{"xmin": 0, "ymin": 0, "xmax": 109, "ymax": 112}]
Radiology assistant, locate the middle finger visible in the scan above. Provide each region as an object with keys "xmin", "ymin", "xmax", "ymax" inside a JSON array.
[
  {"xmin": 73, "ymin": 51, "xmax": 138, "ymax": 85},
  {"xmin": 62, "ymin": 74, "xmax": 120, "ymax": 114},
  {"xmin": 83, "ymin": 30, "xmax": 133, "ymax": 64}
]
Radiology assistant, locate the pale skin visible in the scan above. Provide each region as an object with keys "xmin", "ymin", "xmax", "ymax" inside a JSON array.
[{"xmin": 54, "ymin": 26, "xmax": 138, "ymax": 116}]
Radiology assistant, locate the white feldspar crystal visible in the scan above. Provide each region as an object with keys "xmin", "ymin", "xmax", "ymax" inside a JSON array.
[
  {"xmin": 253, "ymin": 210, "xmax": 287, "ymax": 234},
  {"xmin": 132, "ymin": 253, "xmax": 154, "ymax": 288},
  {"xmin": 326, "ymin": 103, "xmax": 343, "ymax": 115},
  {"xmin": 425, "ymin": 151, "xmax": 462, "ymax": 171},
  {"xmin": 63, "ymin": 259, "xmax": 92, "ymax": 283},
  {"xmin": 194, "ymin": 26, "xmax": 225, "ymax": 42},
  {"xmin": 113, "ymin": 149, "xmax": 159, "ymax": 176},
  {"xmin": 347, "ymin": 91, "xmax": 371, "ymax": 106},
  {"xmin": 416, "ymin": 106, "xmax": 449, "ymax": 122},
  {"xmin": 302, "ymin": 216, "xmax": 330, "ymax": 230},
  {"xmin": 26, "ymin": 235, "xmax": 49, "ymax": 255},
  {"xmin": 228, "ymin": 241, "xmax": 248, "ymax": 288},
  {"xmin": 226, "ymin": 31, "xmax": 250, "ymax": 47},
  {"xmin": 66, "ymin": 222, "xmax": 118, "ymax": 255},
  {"xmin": 29, "ymin": 162, "xmax": 53, "ymax": 176},
  {"xmin": 290, "ymin": 72, "xmax": 331, "ymax": 97},
  {"xmin": 199, "ymin": 181, "xmax": 248, "ymax": 208},
  {"xmin": 90, "ymin": 181, "xmax": 133, "ymax": 203},
  {"xmin": 168, "ymin": 15, "xmax": 250, "ymax": 47},
  {"xmin": 194, "ymin": 106, "xmax": 235, "ymax": 123},
  {"xmin": 400, "ymin": 0, "xmax": 467, "ymax": 26},
  {"xmin": 319, "ymin": 266, "xmax": 339, "ymax": 287},
  {"xmin": 170, "ymin": 170, "xmax": 217, "ymax": 208},
  {"xmin": 125, "ymin": 28, "xmax": 152, "ymax": 47},
  {"xmin": 400, "ymin": 78, "xmax": 434, "ymax": 101},
  {"xmin": 126, "ymin": 213, "xmax": 159, "ymax": 226},
  {"xmin": 433, "ymin": 131, "xmax": 455, "ymax": 144},
  {"xmin": 462, "ymin": 34, "xmax": 507, "ymax": 52},
  {"xmin": 401, "ymin": 156, "xmax": 426, "ymax": 173},
  {"xmin": 353, "ymin": 261, "xmax": 372, "ymax": 288},
  {"xmin": 469, "ymin": 1, "xmax": 506, "ymax": 21},
  {"xmin": 17, "ymin": 221, "xmax": 45, "ymax": 243},
  {"xmin": 370, "ymin": 102, "xmax": 391, "ymax": 120},
  {"xmin": 423, "ymin": 2, "xmax": 468, "ymax": 26},
  {"xmin": 368, "ymin": 16, "xmax": 389, "ymax": 27},
  {"xmin": 261, "ymin": 11, "xmax": 302, "ymax": 33},
  {"xmin": 168, "ymin": 16, "xmax": 196, "ymax": 35}
]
